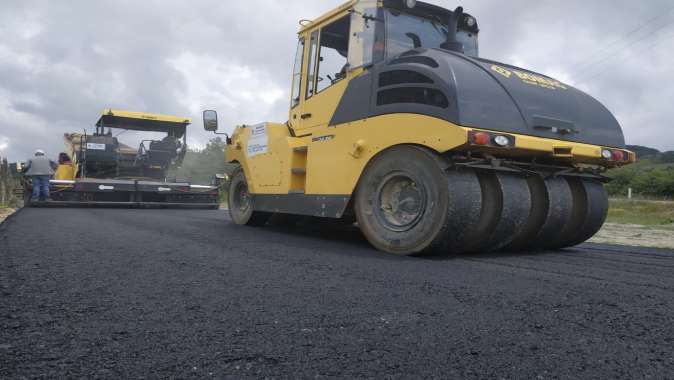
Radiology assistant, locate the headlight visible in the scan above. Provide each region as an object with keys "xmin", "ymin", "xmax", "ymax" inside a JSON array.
[
  {"xmin": 493, "ymin": 135, "xmax": 510, "ymax": 147},
  {"xmin": 405, "ymin": 0, "xmax": 416, "ymax": 8},
  {"xmin": 601, "ymin": 149, "xmax": 612, "ymax": 160}
]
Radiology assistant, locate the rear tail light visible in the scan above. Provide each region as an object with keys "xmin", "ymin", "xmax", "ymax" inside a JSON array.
[
  {"xmin": 611, "ymin": 150, "xmax": 625, "ymax": 161},
  {"xmin": 473, "ymin": 132, "xmax": 490, "ymax": 145},
  {"xmin": 602, "ymin": 148, "xmax": 628, "ymax": 162},
  {"xmin": 468, "ymin": 131, "xmax": 515, "ymax": 148}
]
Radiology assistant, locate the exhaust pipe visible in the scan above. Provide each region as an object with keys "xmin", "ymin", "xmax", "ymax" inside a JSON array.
[{"xmin": 440, "ymin": 6, "xmax": 464, "ymax": 54}]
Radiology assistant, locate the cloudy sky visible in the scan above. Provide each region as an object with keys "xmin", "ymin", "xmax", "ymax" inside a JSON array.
[{"xmin": 1, "ymin": 0, "xmax": 673, "ymax": 161}]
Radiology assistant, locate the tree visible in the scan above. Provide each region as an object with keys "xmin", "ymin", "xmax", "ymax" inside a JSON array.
[
  {"xmin": 169, "ymin": 137, "xmax": 234, "ymax": 184},
  {"xmin": 0, "ymin": 158, "xmax": 22, "ymax": 207}
]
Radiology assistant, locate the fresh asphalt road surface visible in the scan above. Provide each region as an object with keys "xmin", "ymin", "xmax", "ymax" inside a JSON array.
[{"xmin": 1, "ymin": 209, "xmax": 672, "ymax": 379}]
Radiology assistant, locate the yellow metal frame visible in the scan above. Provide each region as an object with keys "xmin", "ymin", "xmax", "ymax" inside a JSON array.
[
  {"xmin": 298, "ymin": 1, "xmax": 358, "ymax": 34},
  {"xmin": 98, "ymin": 109, "xmax": 191, "ymax": 125},
  {"xmin": 226, "ymin": 114, "xmax": 635, "ymax": 197}
]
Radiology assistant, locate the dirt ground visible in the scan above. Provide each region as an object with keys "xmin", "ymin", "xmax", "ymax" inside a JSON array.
[
  {"xmin": 590, "ymin": 223, "xmax": 674, "ymax": 250},
  {"xmin": 0, "ymin": 208, "xmax": 16, "ymax": 224}
]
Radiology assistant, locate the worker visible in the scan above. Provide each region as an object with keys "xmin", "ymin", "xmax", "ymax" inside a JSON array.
[{"xmin": 23, "ymin": 149, "xmax": 57, "ymax": 202}]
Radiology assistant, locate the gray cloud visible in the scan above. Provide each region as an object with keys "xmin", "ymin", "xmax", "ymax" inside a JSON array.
[{"xmin": 1, "ymin": 0, "xmax": 673, "ymax": 161}]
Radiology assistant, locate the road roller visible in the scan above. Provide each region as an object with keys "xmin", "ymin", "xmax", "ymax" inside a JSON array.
[{"xmin": 203, "ymin": 0, "xmax": 635, "ymax": 255}]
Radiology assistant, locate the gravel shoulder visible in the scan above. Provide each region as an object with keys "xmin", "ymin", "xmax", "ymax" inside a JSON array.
[
  {"xmin": 590, "ymin": 223, "xmax": 674, "ymax": 249},
  {"xmin": 0, "ymin": 208, "xmax": 16, "ymax": 224}
]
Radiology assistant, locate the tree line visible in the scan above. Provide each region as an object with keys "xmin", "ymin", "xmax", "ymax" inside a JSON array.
[
  {"xmin": 169, "ymin": 137, "xmax": 236, "ymax": 185},
  {"xmin": 605, "ymin": 146, "xmax": 674, "ymax": 199}
]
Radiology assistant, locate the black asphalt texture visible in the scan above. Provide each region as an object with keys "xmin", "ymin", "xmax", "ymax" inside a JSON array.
[{"xmin": 1, "ymin": 208, "xmax": 672, "ymax": 379}]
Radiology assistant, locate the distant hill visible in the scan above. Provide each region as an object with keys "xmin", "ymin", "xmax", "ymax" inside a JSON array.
[
  {"xmin": 626, "ymin": 145, "xmax": 661, "ymax": 159},
  {"xmin": 626, "ymin": 145, "xmax": 674, "ymax": 163}
]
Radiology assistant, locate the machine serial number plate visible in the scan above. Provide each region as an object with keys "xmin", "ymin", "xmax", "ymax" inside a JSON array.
[{"xmin": 86, "ymin": 143, "xmax": 106, "ymax": 151}]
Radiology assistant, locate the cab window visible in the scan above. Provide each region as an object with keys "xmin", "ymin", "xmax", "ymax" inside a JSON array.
[
  {"xmin": 316, "ymin": 15, "xmax": 351, "ymax": 93},
  {"xmin": 290, "ymin": 37, "xmax": 305, "ymax": 108},
  {"xmin": 305, "ymin": 31, "xmax": 319, "ymax": 99}
]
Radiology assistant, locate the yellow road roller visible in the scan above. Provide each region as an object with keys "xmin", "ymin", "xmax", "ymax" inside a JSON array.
[{"xmin": 203, "ymin": 0, "xmax": 634, "ymax": 255}]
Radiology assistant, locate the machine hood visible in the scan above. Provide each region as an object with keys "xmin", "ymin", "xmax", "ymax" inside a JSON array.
[
  {"xmin": 448, "ymin": 52, "xmax": 625, "ymax": 148},
  {"xmin": 330, "ymin": 48, "xmax": 626, "ymax": 149}
]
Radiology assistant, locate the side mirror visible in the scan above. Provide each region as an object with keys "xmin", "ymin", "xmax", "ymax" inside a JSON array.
[{"xmin": 203, "ymin": 110, "xmax": 219, "ymax": 132}]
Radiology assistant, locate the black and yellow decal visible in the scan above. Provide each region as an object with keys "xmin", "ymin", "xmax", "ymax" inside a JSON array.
[{"xmin": 491, "ymin": 64, "xmax": 567, "ymax": 90}]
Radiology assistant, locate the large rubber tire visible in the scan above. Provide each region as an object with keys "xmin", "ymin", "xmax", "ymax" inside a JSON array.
[
  {"xmin": 354, "ymin": 146, "xmax": 482, "ymax": 256},
  {"xmin": 553, "ymin": 178, "xmax": 609, "ymax": 249},
  {"xmin": 503, "ymin": 176, "xmax": 574, "ymax": 251},
  {"xmin": 228, "ymin": 169, "xmax": 271, "ymax": 226},
  {"xmin": 458, "ymin": 172, "xmax": 532, "ymax": 253}
]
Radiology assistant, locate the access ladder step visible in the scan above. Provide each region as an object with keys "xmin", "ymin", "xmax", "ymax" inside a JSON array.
[
  {"xmin": 289, "ymin": 189, "xmax": 305, "ymax": 195},
  {"xmin": 293, "ymin": 146, "xmax": 308, "ymax": 153},
  {"xmin": 291, "ymin": 168, "xmax": 306, "ymax": 175}
]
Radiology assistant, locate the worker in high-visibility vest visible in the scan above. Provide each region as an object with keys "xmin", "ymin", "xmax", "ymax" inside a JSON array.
[{"xmin": 23, "ymin": 150, "xmax": 57, "ymax": 202}]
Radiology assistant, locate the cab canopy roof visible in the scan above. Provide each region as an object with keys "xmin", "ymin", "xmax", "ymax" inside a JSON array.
[{"xmin": 96, "ymin": 109, "xmax": 191, "ymax": 137}]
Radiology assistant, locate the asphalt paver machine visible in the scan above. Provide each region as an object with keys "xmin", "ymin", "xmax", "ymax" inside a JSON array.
[{"xmin": 27, "ymin": 109, "xmax": 219, "ymax": 208}]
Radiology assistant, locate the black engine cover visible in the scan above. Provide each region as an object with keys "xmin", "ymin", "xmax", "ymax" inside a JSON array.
[{"xmin": 330, "ymin": 48, "xmax": 625, "ymax": 149}]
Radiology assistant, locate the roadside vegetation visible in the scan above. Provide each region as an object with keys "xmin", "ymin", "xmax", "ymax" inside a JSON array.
[
  {"xmin": 602, "ymin": 145, "xmax": 674, "ymax": 228},
  {"xmin": 0, "ymin": 158, "xmax": 22, "ymax": 208},
  {"xmin": 606, "ymin": 199, "xmax": 674, "ymax": 228},
  {"xmin": 169, "ymin": 137, "xmax": 234, "ymax": 205},
  {"xmin": 605, "ymin": 145, "xmax": 674, "ymax": 199},
  {"xmin": 169, "ymin": 137, "xmax": 230, "ymax": 184}
]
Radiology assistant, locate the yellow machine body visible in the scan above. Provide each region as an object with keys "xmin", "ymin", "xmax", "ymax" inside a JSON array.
[
  {"xmin": 225, "ymin": 0, "xmax": 633, "ymax": 207},
  {"xmin": 227, "ymin": 116, "xmax": 634, "ymax": 198},
  {"xmin": 216, "ymin": 0, "xmax": 635, "ymax": 257}
]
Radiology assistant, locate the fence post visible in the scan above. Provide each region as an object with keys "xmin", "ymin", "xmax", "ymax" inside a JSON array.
[
  {"xmin": 628, "ymin": 187, "xmax": 633, "ymax": 200},
  {"xmin": 0, "ymin": 158, "xmax": 7, "ymax": 206}
]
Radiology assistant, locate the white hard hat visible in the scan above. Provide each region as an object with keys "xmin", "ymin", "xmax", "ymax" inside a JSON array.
[{"xmin": 35, "ymin": 149, "xmax": 45, "ymax": 155}]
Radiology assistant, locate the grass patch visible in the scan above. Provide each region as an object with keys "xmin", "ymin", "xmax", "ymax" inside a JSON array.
[{"xmin": 607, "ymin": 198, "xmax": 674, "ymax": 227}]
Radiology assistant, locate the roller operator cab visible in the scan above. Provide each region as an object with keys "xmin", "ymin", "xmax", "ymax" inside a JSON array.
[{"xmin": 204, "ymin": 0, "xmax": 635, "ymax": 255}]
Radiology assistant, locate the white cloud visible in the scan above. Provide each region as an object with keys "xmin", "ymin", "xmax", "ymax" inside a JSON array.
[
  {"xmin": 0, "ymin": 0, "xmax": 673, "ymax": 161},
  {"xmin": 169, "ymin": 52, "xmax": 287, "ymax": 134},
  {"xmin": 0, "ymin": 136, "xmax": 9, "ymax": 152}
]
